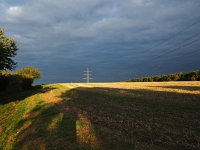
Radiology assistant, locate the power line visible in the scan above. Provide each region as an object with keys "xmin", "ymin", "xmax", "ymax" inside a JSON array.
[
  {"xmin": 83, "ymin": 68, "xmax": 92, "ymax": 83},
  {"xmin": 147, "ymin": 15, "xmax": 200, "ymax": 53},
  {"xmin": 133, "ymin": 3, "xmax": 200, "ymax": 74},
  {"xmin": 147, "ymin": 18, "xmax": 200, "ymax": 71},
  {"xmin": 154, "ymin": 34, "xmax": 200, "ymax": 59}
]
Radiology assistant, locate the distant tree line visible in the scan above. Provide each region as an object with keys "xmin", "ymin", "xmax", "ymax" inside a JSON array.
[
  {"xmin": 0, "ymin": 29, "xmax": 41, "ymax": 93},
  {"xmin": 128, "ymin": 70, "xmax": 200, "ymax": 82}
]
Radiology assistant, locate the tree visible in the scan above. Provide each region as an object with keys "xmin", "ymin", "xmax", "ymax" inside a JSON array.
[{"xmin": 0, "ymin": 29, "xmax": 18, "ymax": 70}]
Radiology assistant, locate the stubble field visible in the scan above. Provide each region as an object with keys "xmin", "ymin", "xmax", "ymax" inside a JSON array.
[{"xmin": 0, "ymin": 81, "xmax": 200, "ymax": 149}]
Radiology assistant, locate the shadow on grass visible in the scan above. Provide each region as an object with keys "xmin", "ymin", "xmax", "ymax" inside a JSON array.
[
  {"xmin": 0, "ymin": 85, "xmax": 55, "ymax": 105},
  {"xmin": 14, "ymin": 86, "xmax": 200, "ymax": 150},
  {"xmin": 149, "ymin": 86, "xmax": 200, "ymax": 91},
  {"xmin": 14, "ymin": 100, "xmax": 78, "ymax": 149}
]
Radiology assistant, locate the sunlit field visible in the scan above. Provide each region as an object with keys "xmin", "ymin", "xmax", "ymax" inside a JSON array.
[
  {"xmin": 0, "ymin": 82, "xmax": 200, "ymax": 149},
  {"xmin": 61, "ymin": 81, "xmax": 200, "ymax": 95}
]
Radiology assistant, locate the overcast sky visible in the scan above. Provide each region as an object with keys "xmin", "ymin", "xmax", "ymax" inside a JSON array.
[{"xmin": 1, "ymin": 0, "xmax": 200, "ymax": 83}]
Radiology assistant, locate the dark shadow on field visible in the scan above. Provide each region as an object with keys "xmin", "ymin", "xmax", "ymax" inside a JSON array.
[
  {"xmin": 14, "ymin": 86, "xmax": 200, "ymax": 150},
  {"xmin": 149, "ymin": 86, "xmax": 200, "ymax": 91},
  {"xmin": 14, "ymin": 100, "xmax": 78, "ymax": 150},
  {"xmin": 0, "ymin": 85, "xmax": 55, "ymax": 104}
]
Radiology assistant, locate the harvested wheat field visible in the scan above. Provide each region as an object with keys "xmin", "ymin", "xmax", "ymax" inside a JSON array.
[{"xmin": 0, "ymin": 82, "xmax": 200, "ymax": 150}]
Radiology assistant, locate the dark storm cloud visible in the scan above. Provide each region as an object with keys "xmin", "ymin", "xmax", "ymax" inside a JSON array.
[{"xmin": 0, "ymin": 0, "xmax": 200, "ymax": 83}]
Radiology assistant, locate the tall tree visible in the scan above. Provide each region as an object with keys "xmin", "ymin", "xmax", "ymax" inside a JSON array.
[{"xmin": 0, "ymin": 29, "xmax": 18, "ymax": 70}]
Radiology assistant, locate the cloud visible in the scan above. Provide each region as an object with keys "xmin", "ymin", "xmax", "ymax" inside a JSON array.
[
  {"xmin": 6, "ymin": 6, "xmax": 23, "ymax": 17},
  {"xmin": 0, "ymin": 0, "xmax": 200, "ymax": 83},
  {"xmin": 131, "ymin": 0, "xmax": 152, "ymax": 5}
]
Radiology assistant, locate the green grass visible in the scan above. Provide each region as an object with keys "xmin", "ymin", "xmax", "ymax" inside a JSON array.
[{"xmin": 0, "ymin": 83, "xmax": 200, "ymax": 150}]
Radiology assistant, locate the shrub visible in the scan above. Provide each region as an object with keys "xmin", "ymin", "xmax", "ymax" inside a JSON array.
[
  {"xmin": 0, "ymin": 71, "xmax": 10, "ymax": 91},
  {"xmin": 16, "ymin": 66, "xmax": 41, "ymax": 80},
  {"xmin": 6, "ymin": 74, "xmax": 23, "ymax": 92},
  {"xmin": 21, "ymin": 77, "xmax": 34, "ymax": 89},
  {"xmin": 16, "ymin": 66, "xmax": 41, "ymax": 89},
  {"xmin": 0, "ymin": 66, "xmax": 41, "ymax": 93},
  {"xmin": 0, "ymin": 75, "xmax": 7, "ymax": 91}
]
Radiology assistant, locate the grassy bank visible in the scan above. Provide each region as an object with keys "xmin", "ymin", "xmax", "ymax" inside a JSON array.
[{"xmin": 0, "ymin": 82, "xmax": 200, "ymax": 149}]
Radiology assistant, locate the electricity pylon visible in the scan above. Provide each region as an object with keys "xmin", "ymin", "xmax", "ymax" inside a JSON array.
[{"xmin": 83, "ymin": 68, "xmax": 92, "ymax": 83}]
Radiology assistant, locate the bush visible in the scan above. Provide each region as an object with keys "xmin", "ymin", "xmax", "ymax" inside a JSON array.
[
  {"xmin": 0, "ymin": 71, "xmax": 9, "ymax": 91},
  {"xmin": 0, "ymin": 75, "xmax": 8, "ymax": 91},
  {"xmin": 16, "ymin": 66, "xmax": 41, "ymax": 89},
  {"xmin": 0, "ymin": 66, "xmax": 41, "ymax": 93},
  {"xmin": 6, "ymin": 74, "xmax": 23, "ymax": 92},
  {"xmin": 16, "ymin": 66, "xmax": 41, "ymax": 80},
  {"xmin": 21, "ymin": 77, "xmax": 34, "ymax": 89}
]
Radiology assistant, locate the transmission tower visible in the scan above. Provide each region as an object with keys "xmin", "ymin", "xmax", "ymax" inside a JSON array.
[{"xmin": 83, "ymin": 68, "xmax": 92, "ymax": 83}]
